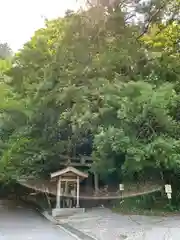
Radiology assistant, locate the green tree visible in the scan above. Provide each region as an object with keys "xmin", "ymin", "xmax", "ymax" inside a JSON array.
[
  {"xmin": 1, "ymin": 1, "xmax": 180, "ymax": 183},
  {"xmin": 91, "ymin": 81, "xmax": 180, "ymax": 177}
]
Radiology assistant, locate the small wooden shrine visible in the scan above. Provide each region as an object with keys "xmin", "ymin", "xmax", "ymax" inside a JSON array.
[{"xmin": 51, "ymin": 166, "xmax": 88, "ymax": 209}]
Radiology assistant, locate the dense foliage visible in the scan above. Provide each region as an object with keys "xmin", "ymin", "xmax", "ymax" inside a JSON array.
[{"xmin": 0, "ymin": 0, "xmax": 180, "ymax": 186}]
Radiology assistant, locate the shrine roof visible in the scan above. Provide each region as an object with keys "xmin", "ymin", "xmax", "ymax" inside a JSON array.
[{"xmin": 50, "ymin": 166, "xmax": 88, "ymax": 179}]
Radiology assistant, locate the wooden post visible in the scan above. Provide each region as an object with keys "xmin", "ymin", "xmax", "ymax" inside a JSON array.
[
  {"xmin": 76, "ymin": 176, "xmax": 80, "ymax": 208},
  {"xmin": 94, "ymin": 172, "xmax": 99, "ymax": 194},
  {"xmin": 56, "ymin": 177, "xmax": 61, "ymax": 208},
  {"xmin": 65, "ymin": 181, "xmax": 68, "ymax": 196}
]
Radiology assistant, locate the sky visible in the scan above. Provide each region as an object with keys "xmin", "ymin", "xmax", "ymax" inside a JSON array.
[{"xmin": 0, "ymin": 0, "xmax": 82, "ymax": 51}]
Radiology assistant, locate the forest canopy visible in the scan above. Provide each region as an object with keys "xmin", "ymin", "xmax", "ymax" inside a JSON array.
[{"xmin": 0, "ymin": 0, "xmax": 179, "ymax": 183}]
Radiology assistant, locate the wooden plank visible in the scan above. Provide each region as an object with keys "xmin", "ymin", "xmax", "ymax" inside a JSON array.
[{"xmin": 60, "ymin": 178, "xmax": 77, "ymax": 182}]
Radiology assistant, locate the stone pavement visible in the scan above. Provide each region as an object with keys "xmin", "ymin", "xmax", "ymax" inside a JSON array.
[{"xmin": 56, "ymin": 208, "xmax": 180, "ymax": 240}]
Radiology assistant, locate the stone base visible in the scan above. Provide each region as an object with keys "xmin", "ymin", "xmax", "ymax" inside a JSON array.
[{"xmin": 52, "ymin": 208, "xmax": 85, "ymax": 217}]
